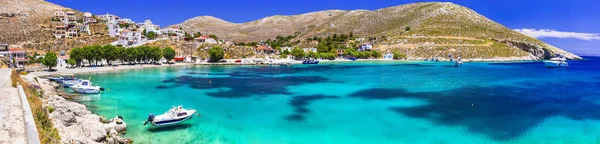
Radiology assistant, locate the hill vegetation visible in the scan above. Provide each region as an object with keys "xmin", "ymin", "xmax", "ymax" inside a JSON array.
[{"xmin": 172, "ymin": 2, "xmax": 581, "ymax": 60}]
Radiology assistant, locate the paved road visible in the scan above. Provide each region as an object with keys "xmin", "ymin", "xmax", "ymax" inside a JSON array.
[{"xmin": 0, "ymin": 68, "xmax": 26, "ymax": 144}]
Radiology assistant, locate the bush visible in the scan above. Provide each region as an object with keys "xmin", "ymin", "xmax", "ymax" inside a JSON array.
[
  {"xmin": 47, "ymin": 106, "xmax": 55, "ymax": 113},
  {"xmin": 393, "ymin": 52, "xmax": 407, "ymax": 59},
  {"xmin": 208, "ymin": 46, "xmax": 224, "ymax": 62}
]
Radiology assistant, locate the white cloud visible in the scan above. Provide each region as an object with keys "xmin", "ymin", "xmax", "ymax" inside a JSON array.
[{"xmin": 513, "ymin": 29, "xmax": 600, "ymax": 40}]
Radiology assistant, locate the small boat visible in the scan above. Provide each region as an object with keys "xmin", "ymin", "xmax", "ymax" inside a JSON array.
[
  {"xmin": 454, "ymin": 57, "xmax": 463, "ymax": 67},
  {"xmin": 70, "ymin": 80, "xmax": 103, "ymax": 94},
  {"xmin": 48, "ymin": 74, "xmax": 76, "ymax": 83},
  {"xmin": 143, "ymin": 105, "xmax": 197, "ymax": 126},
  {"xmin": 454, "ymin": 60, "xmax": 463, "ymax": 67},
  {"xmin": 302, "ymin": 59, "xmax": 319, "ymax": 64},
  {"xmin": 62, "ymin": 79, "xmax": 82, "ymax": 88},
  {"xmin": 348, "ymin": 58, "xmax": 357, "ymax": 61},
  {"xmin": 544, "ymin": 57, "xmax": 568, "ymax": 68}
]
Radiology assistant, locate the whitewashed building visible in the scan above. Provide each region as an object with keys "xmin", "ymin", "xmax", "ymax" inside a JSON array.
[
  {"xmin": 194, "ymin": 36, "xmax": 217, "ymax": 44},
  {"xmin": 160, "ymin": 28, "xmax": 185, "ymax": 37},
  {"xmin": 118, "ymin": 30, "xmax": 142, "ymax": 46},
  {"xmin": 140, "ymin": 20, "xmax": 161, "ymax": 35},
  {"xmin": 302, "ymin": 47, "xmax": 317, "ymax": 53}
]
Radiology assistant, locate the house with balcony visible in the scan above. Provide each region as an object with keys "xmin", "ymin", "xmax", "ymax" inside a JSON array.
[
  {"xmin": 53, "ymin": 11, "xmax": 66, "ymax": 21},
  {"xmin": 54, "ymin": 25, "xmax": 67, "ymax": 38},
  {"xmin": 160, "ymin": 28, "xmax": 185, "ymax": 37},
  {"xmin": 66, "ymin": 29, "xmax": 78, "ymax": 38},
  {"xmin": 118, "ymin": 30, "xmax": 142, "ymax": 46},
  {"xmin": 8, "ymin": 48, "xmax": 28, "ymax": 68},
  {"xmin": 255, "ymin": 45, "xmax": 275, "ymax": 54},
  {"xmin": 358, "ymin": 42, "xmax": 372, "ymax": 51},
  {"xmin": 82, "ymin": 12, "xmax": 97, "ymax": 23}
]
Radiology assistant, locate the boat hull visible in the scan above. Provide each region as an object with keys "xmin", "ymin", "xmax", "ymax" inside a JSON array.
[
  {"xmin": 544, "ymin": 61, "xmax": 568, "ymax": 68},
  {"xmin": 71, "ymin": 87, "xmax": 100, "ymax": 94},
  {"xmin": 152, "ymin": 110, "xmax": 196, "ymax": 126}
]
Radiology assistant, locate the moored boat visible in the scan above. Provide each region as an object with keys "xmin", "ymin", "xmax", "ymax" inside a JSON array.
[
  {"xmin": 48, "ymin": 74, "xmax": 76, "ymax": 83},
  {"xmin": 302, "ymin": 59, "xmax": 319, "ymax": 64},
  {"xmin": 62, "ymin": 79, "xmax": 82, "ymax": 88},
  {"xmin": 544, "ymin": 58, "xmax": 568, "ymax": 68},
  {"xmin": 70, "ymin": 80, "xmax": 103, "ymax": 94},
  {"xmin": 143, "ymin": 105, "xmax": 197, "ymax": 126}
]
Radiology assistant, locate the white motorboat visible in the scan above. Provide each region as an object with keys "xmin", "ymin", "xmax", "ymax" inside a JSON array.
[
  {"xmin": 143, "ymin": 105, "xmax": 198, "ymax": 126},
  {"xmin": 454, "ymin": 57, "xmax": 463, "ymax": 67},
  {"xmin": 70, "ymin": 80, "xmax": 103, "ymax": 94},
  {"xmin": 544, "ymin": 57, "xmax": 568, "ymax": 68}
]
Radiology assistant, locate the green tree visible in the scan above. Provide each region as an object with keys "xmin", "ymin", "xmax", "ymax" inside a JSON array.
[
  {"xmin": 148, "ymin": 46, "xmax": 162, "ymax": 63},
  {"xmin": 393, "ymin": 52, "xmax": 407, "ymax": 59},
  {"xmin": 307, "ymin": 51, "xmax": 317, "ymax": 58},
  {"xmin": 147, "ymin": 31, "xmax": 157, "ymax": 39},
  {"xmin": 291, "ymin": 47, "xmax": 305, "ymax": 59},
  {"xmin": 209, "ymin": 34, "xmax": 218, "ymax": 40},
  {"xmin": 162, "ymin": 47, "xmax": 176, "ymax": 64},
  {"xmin": 142, "ymin": 29, "xmax": 147, "ymax": 36},
  {"xmin": 69, "ymin": 47, "xmax": 84, "ymax": 66},
  {"xmin": 67, "ymin": 59, "xmax": 76, "ymax": 68},
  {"xmin": 371, "ymin": 50, "xmax": 382, "ymax": 58},
  {"xmin": 193, "ymin": 32, "xmax": 202, "ymax": 38},
  {"xmin": 125, "ymin": 47, "xmax": 137, "ymax": 64},
  {"xmin": 81, "ymin": 46, "xmax": 94, "ymax": 66},
  {"xmin": 102, "ymin": 45, "xmax": 117, "ymax": 65},
  {"xmin": 42, "ymin": 52, "xmax": 58, "ymax": 70},
  {"xmin": 208, "ymin": 46, "xmax": 224, "ymax": 62},
  {"xmin": 405, "ymin": 26, "xmax": 411, "ymax": 31}
]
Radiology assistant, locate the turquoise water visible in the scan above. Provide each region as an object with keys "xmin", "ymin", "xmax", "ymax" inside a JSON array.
[{"xmin": 76, "ymin": 57, "xmax": 600, "ymax": 143}]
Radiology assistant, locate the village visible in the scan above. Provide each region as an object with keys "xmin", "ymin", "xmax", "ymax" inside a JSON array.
[{"xmin": 1, "ymin": 11, "xmax": 402, "ymax": 69}]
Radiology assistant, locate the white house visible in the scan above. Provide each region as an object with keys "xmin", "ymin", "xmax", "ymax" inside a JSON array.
[
  {"xmin": 107, "ymin": 22, "xmax": 119, "ymax": 37},
  {"xmin": 302, "ymin": 47, "xmax": 317, "ymax": 53},
  {"xmin": 194, "ymin": 36, "xmax": 217, "ymax": 44},
  {"xmin": 160, "ymin": 28, "xmax": 185, "ymax": 37},
  {"xmin": 118, "ymin": 30, "xmax": 142, "ymax": 46},
  {"xmin": 141, "ymin": 20, "xmax": 161, "ymax": 35},
  {"xmin": 280, "ymin": 46, "xmax": 293, "ymax": 52},
  {"xmin": 98, "ymin": 13, "xmax": 119, "ymax": 23},
  {"xmin": 358, "ymin": 42, "xmax": 372, "ymax": 51},
  {"xmin": 355, "ymin": 37, "xmax": 366, "ymax": 42},
  {"xmin": 0, "ymin": 44, "xmax": 9, "ymax": 58},
  {"xmin": 118, "ymin": 18, "xmax": 135, "ymax": 24},
  {"xmin": 53, "ymin": 11, "xmax": 66, "ymax": 21}
]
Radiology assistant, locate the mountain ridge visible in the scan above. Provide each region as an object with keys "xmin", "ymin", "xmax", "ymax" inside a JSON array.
[{"xmin": 170, "ymin": 2, "xmax": 581, "ymax": 60}]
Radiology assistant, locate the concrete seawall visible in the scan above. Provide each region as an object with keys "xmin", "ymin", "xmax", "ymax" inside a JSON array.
[{"xmin": 17, "ymin": 85, "xmax": 41, "ymax": 144}]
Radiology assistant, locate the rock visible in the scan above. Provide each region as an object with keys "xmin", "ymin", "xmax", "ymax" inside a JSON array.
[
  {"xmin": 57, "ymin": 111, "xmax": 76, "ymax": 126},
  {"xmin": 79, "ymin": 115, "xmax": 107, "ymax": 142},
  {"xmin": 103, "ymin": 117, "xmax": 127, "ymax": 133}
]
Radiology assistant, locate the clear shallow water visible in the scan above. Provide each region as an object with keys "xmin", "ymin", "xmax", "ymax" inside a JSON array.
[{"xmin": 76, "ymin": 57, "xmax": 600, "ymax": 144}]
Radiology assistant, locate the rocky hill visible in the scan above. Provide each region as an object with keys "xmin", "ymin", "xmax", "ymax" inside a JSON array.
[
  {"xmin": 0, "ymin": 0, "xmax": 115, "ymax": 51},
  {"xmin": 171, "ymin": 2, "xmax": 581, "ymax": 60}
]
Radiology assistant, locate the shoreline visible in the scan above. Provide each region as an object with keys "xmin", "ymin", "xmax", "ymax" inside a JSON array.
[{"xmin": 21, "ymin": 57, "xmax": 549, "ymax": 143}]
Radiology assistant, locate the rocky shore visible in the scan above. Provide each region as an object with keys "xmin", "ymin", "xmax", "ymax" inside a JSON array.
[{"xmin": 34, "ymin": 78, "xmax": 131, "ymax": 144}]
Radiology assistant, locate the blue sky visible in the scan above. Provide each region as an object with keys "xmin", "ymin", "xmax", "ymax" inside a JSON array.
[{"xmin": 47, "ymin": 0, "xmax": 600, "ymax": 55}]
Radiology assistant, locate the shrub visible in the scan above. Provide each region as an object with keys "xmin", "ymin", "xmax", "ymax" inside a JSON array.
[{"xmin": 393, "ymin": 52, "xmax": 407, "ymax": 59}]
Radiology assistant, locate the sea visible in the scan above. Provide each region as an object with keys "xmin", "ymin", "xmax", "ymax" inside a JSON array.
[{"xmin": 74, "ymin": 56, "xmax": 600, "ymax": 144}]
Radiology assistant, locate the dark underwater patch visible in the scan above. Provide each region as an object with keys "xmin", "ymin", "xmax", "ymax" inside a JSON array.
[
  {"xmin": 388, "ymin": 63, "xmax": 436, "ymax": 67},
  {"xmin": 285, "ymin": 95, "xmax": 338, "ymax": 122},
  {"xmin": 349, "ymin": 81, "xmax": 600, "ymax": 141}
]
